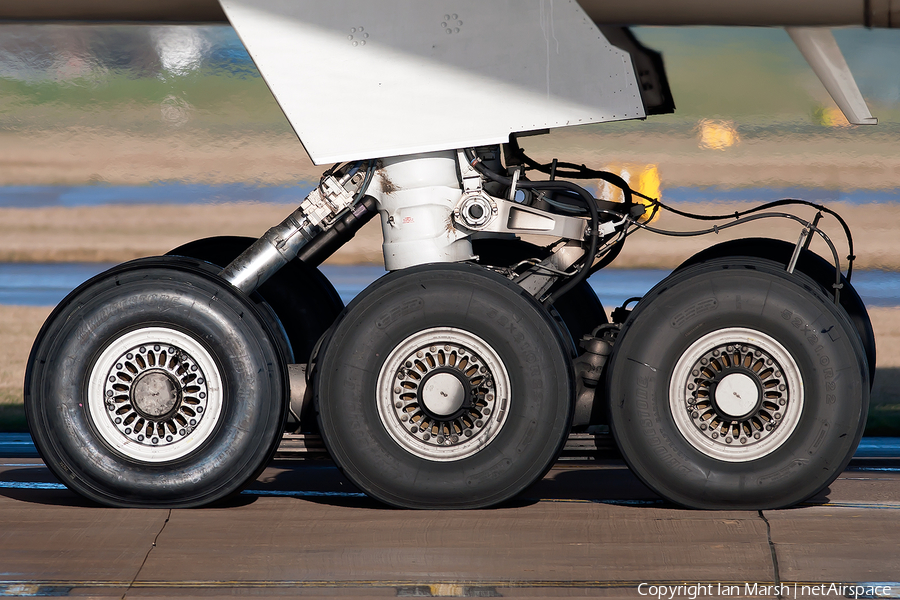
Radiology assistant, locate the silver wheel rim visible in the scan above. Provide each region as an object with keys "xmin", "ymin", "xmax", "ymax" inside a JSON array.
[
  {"xmin": 669, "ymin": 327, "xmax": 803, "ymax": 462},
  {"xmin": 376, "ymin": 327, "xmax": 511, "ymax": 462},
  {"xmin": 87, "ymin": 327, "xmax": 224, "ymax": 462}
]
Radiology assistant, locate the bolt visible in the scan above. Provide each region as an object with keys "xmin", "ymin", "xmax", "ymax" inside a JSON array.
[
  {"xmin": 741, "ymin": 346, "xmax": 748, "ymax": 353},
  {"xmin": 766, "ymin": 359, "xmax": 773, "ymax": 366},
  {"xmin": 422, "ymin": 433, "xmax": 430, "ymax": 441},
  {"xmin": 726, "ymin": 345, "xmax": 733, "ymax": 352},
  {"xmin": 712, "ymin": 350, "xmax": 720, "ymax": 357},
  {"xmin": 774, "ymin": 413, "xmax": 782, "ymax": 420},
  {"xmin": 486, "ymin": 394, "xmax": 494, "ymax": 401},
  {"xmin": 692, "ymin": 411, "xmax": 699, "ymax": 419},
  {"xmin": 483, "ymin": 408, "xmax": 491, "ymax": 416},
  {"xmin": 394, "ymin": 387, "xmax": 401, "ymax": 394},
  {"xmin": 190, "ymin": 419, "xmax": 196, "ymax": 426},
  {"xmin": 199, "ymin": 392, "xmax": 206, "ymax": 399},
  {"xmin": 140, "ymin": 346, "xmax": 146, "ymax": 353},
  {"xmin": 465, "ymin": 430, "xmax": 473, "ymax": 437},
  {"xmin": 740, "ymin": 437, "xmax": 747, "ymax": 444},
  {"xmin": 712, "ymin": 432, "xmax": 719, "ymax": 439},
  {"xmin": 779, "ymin": 399, "xmax": 786, "ymax": 406},
  {"xmin": 779, "ymin": 384, "xmax": 786, "ymax": 391},
  {"xmin": 754, "ymin": 432, "xmax": 761, "ymax": 439},
  {"xmin": 405, "ymin": 361, "xmax": 412, "ymax": 368},
  {"xmin": 401, "ymin": 415, "xmax": 408, "ymax": 422},
  {"xmin": 125, "ymin": 428, "xmax": 132, "ymax": 434},
  {"xmin": 106, "ymin": 390, "xmax": 113, "ymax": 397},
  {"xmin": 196, "ymin": 407, "xmax": 203, "ymax": 413},
  {"xmin": 692, "ymin": 370, "xmax": 699, "ymax": 376},
  {"xmin": 166, "ymin": 435, "xmax": 173, "ymax": 443},
  {"xmin": 107, "ymin": 403, "xmax": 115, "ymax": 411},
  {"xmin": 700, "ymin": 358, "xmax": 708, "ymax": 365},
  {"xmin": 395, "ymin": 402, "xmax": 402, "ymax": 409},
  {"xmin": 138, "ymin": 435, "xmax": 144, "ymax": 441},
  {"xmin": 450, "ymin": 435, "xmax": 459, "ymax": 443},
  {"xmin": 444, "ymin": 345, "xmax": 451, "ymax": 351},
  {"xmin": 775, "ymin": 371, "xmax": 782, "ymax": 378},
  {"xmin": 127, "ymin": 353, "xmax": 133, "ymax": 360},
  {"xmin": 700, "ymin": 424, "xmax": 707, "ymax": 431},
  {"xmin": 179, "ymin": 429, "xmax": 186, "ymax": 436},
  {"xmin": 410, "ymin": 426, "xmax": 418, "ymax": 433},
  {"xmin": 725, "ymin": 437, "xmax": 732, "ymax": 443},
  {"xmin": 687, "ymin": 383, "xmax": 695, "ymax": 391},
  {"xmin": 154, "ymin": 345, "xmax": 161, "ymax": 351},
  {"xmin": 116, "ymin": 363, "xmax": 123, "ymax": 369},
  {"xmin": 766, "ymin": 425, "xmax": 773, "ymax": 431},
  {"xmin": 416, "ymin": 351, "xmax": 423, "ymax": 358},
  {"xmin": 152, "ymin": 437, "xmax": 158, "ymax": 444},
  {"xmin": 198, "ymin": 378, "xmax": 204, "ymax": 384},
  {"xmin": 475, "ymin": 420, "xmax": 483, "ymax": 428},
  {"xmin": 437, "ymin": 436, "xmax": 444, "ymax": 444}
]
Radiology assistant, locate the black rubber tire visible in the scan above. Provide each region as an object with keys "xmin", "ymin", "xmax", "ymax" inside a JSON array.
[
  {"xmin": 676, "ymin": 238, "xmax": 875, "ymax": 388},
  {"xmin": 316, "ymin": 263, "xmax": 574, "ymax": 509},
  {"xmin": 607, "ymin": 258, "xmax": 869, "ymax": 509},
  {"xmin": 471, "ymin": 238, "xmax": 608, "ymax": 345},
  {"xmin": 167, "ymin": 236, "xmax": 344, "ymax": 362},
  {"xmin": 25, "ymin": 256, "xmax": 288, "ymax": 508}
]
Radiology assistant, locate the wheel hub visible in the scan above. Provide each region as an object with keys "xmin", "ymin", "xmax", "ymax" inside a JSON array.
[
  {"xmin": 670, "ymin": 328, "xmax": 803, "ymax": 461},
  {"xmin": 713, "ymin": 371, "xmax": 760, "ymax": 419},
  {"xmin": 377, "ymin": 328, "xmax": 511, "ymax": 461},
  {"xmin": 131, "ymin": 370, "xmax": 180, "ymax": 419},
  {"xmin": 419, "ymin": 370, "xmax": 468, "ymax": 417}
]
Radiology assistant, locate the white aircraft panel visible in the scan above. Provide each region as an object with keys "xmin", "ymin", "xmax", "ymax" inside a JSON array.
[{"xmin": 220, "ymin": 0, "xmax": 645, "ymax": 164}]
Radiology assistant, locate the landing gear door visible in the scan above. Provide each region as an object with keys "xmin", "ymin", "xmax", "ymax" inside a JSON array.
[{"xmin": 219, "ymin": 0, "xmax": 646, "ymax": 164}]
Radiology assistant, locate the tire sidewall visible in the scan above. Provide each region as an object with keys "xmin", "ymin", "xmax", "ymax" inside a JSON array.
[
  {"xmin": 317, "ymin": 264, "xmax": 573, "ymax": 508},
  {"xmin": 25, "ymin": 260, "xmax": 286, "ymax": 507},
  {"xmin": 608, "ymin": 260, "xmax": 868, "ymax": 509}
]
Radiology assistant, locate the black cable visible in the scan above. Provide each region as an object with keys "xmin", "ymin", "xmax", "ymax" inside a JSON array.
[
  {"xmin": 626, "ymin": 210, "xmax": 844, "ymax": 303},
  {"xmin": 512, "ymin": 144, "xmax": 855, "ymax": 282},
  {"xmin": 643, "ymin": 196, "xmax": 856, "ymax": 281}
]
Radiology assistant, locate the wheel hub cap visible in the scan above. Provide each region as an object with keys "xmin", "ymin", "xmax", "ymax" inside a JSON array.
[
  {"xmin": 714, "ymin": 372, "xmax": 759, "ymax": 419},
  {"xmin": 420, "ymin": 371, "xmax": 467, "ymax": 417},
  {"xmin": 131, "ymin": 370, "xmax": 180, "ymax": 418}
]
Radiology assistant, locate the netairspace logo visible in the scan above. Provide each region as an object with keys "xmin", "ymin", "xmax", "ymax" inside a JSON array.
[{"xmin": 637, "ymin": 582, "xmax": 895, "ymax": 599}]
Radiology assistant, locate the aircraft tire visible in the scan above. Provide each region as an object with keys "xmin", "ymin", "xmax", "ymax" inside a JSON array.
[
  {"xmin": 607, "ymin": 258, "xmax": 868, "ymax": 509},
  {"xmin": 25, "ymin": 257, "xmax": 288, "ymax": 507},
  {"xmin": 316, "ymin": 263, "xmax": 574, "ymax": 508}
]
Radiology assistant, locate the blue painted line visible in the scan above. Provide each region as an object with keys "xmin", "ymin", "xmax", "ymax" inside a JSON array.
[{"xmin": 0, "ymin": 481, "xmax": 66, "ymax": 490}]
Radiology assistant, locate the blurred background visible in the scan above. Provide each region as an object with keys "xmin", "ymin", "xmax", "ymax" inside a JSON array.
[{"xmin": 1, "ymin": 24, "xmax": 898, "ymax": 433}]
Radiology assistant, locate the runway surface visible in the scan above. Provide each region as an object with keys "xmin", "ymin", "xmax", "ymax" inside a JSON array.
[{"xmin": 1, "ymin": 438, "xmax": 899, "ymax": 598}]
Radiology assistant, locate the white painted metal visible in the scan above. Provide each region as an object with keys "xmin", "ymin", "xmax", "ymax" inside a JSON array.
[
  {"xmin": 787, "ymin": 27, "xmax": 877, "ymax": 125},
  {"xmin": 368, "ymin": 151, "xmax": 474, "ymax": 271},
  {"xmin": 219, "ymin": 0, "xmax": 644, "ymax": 164},
  {"xmin": 715, "ymin": 373, "xmax": 759, "ymax": 418}
]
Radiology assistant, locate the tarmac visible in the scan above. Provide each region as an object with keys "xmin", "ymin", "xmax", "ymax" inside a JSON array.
[{"xmin": 0, "ymin": 434, "xmax": 898, "ymax": 599}]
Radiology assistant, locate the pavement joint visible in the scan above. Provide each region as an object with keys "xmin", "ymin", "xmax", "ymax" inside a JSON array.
[
  {"xmin": 758, "ymin": 510, "xmax": 783, "ymax": 599},
  {"xmin": 124, "ymin": 509, "xmax": 171, "ymax": 600}
]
